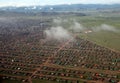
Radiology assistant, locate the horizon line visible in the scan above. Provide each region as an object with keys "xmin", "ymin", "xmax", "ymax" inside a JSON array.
[{"xmin": 0, "ymin": 3, "xmax": 120, "ymax": 7}]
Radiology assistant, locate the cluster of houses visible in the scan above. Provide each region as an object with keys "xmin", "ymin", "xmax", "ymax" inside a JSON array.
[{"xmin": 0, "ymin": 19, "xmax": 120, "ymax": 83}]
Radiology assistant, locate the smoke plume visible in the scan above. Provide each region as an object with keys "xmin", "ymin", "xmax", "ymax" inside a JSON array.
[
  {"xmin": 44, "ymin": 26, "xmax": 73, "ymax": 41},
  {"xmin": 53, "ymin": 18, "xmax": 62, "ymax": 25},
  {"xmin": 70, "ymin": 21, "xmax": 85, "ymax": 32},
  {"xmin": 92, "ymin": 24, "xmax": 118, "ymax": 32}
]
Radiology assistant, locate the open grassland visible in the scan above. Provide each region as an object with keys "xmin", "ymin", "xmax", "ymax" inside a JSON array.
[
  {"xmin": 56, "ymin": 12, "xmax": 120, "ymax": 51},
  {"xmin": 77, "ymin": 15, "xmax": 120, "ymax": 51}
]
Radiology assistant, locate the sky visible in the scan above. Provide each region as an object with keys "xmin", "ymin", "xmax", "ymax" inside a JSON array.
[{"xmin": 0, "ymin": 0, "xmax": 120, "ymax": 7}]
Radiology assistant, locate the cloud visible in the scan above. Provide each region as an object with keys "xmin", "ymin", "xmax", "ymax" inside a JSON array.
[
  {"xmin": 0, "ymin": 1, "xmax": 35, "ymax": 7},
  {"xmin": 0, "ymin": 0, "xmax": 120, "ymax": 7}
]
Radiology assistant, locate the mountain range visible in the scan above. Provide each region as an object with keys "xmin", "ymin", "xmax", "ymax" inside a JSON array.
[{"xmin": 0, "ymin": 4, "xmax": 120, "ymax": 12}]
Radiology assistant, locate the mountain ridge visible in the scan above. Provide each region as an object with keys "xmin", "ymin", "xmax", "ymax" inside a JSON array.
[{"xmin": 0, "ymin": 4, "xmax": 120, "ymax": 12}]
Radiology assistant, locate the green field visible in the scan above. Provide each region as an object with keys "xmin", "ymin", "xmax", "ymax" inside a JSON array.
[
  {"xmin": 76, "ymin": 15, "xmax": 120, "ymax": 51},
  {"xmin": 52, "ymin": 12, "xmax": 120, "ymax": 51}
]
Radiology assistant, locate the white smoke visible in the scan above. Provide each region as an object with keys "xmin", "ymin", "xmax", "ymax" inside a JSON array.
[
  {"xmin": 70, "ymin": 21, "xmax": 85, "ymax": 32},
  {"xmin": 53, "ymin": 18, "xmax": 69, "ymax": 26},
  {"xmin": 47, "ymin": 18, "xmax": 119, "ymax": 42},
  {"xmin": 92, "ymin": 24, "xmax": 118, "ymax": 32},
  {"xmin": 44, "ymin": 26, "xmax": 74, "ymax": 41},
  {"xmin": 53, "ymin": 18, "xmax": 62, "ymax": 25}
]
